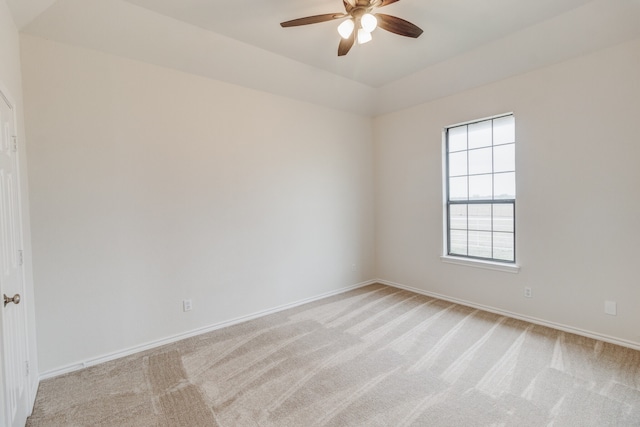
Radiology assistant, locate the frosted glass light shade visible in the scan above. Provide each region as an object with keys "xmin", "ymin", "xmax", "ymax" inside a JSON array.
[
  {"xmin": 361, "ymin": 13, "xmax": 377, "ymax": 32},
  {"xmin": 357, "ymin": 28, "xmax": 372, "ymax": 44},
  {"xmin": 337, "ymin": 19, "xmax": 355, "ymax": 39}
]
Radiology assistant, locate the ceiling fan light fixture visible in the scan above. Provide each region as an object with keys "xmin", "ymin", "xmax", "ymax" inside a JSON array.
[
  {"xmin": 337, "ymin": 19, "xmax": 355, "ymax": 39},
  {"xmin": 360, "ymin": 13, "xmax": 377, "ymax": 32},
  {"xmin": 280, "ymin": 0, "xmax": 424, "ymax": 57},
  {"xmin": 357, "ymin": 28, "xmax": 372, "ymax": 44}
]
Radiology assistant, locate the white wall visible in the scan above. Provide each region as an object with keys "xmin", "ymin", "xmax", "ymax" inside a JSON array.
[
  {"xmin": 374, "ymin": 37, "xmax": 640, "ymax": 346},
  {"xmin": 20, "ymin": 35, "xmax": 375, "ymax": 374},
  {"xmin": 0, "ymin": 0, "xmax": 38, "ymax": 409}
]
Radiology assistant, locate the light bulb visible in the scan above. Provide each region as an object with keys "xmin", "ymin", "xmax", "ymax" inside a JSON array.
[
  {"xmin": 357, "ymin": 28, "xmax": 372, "ymax": 44},
  {"xmin": 337, "ymin": 19, "xmax": 355, "ymax": 39},
  {"xmin": 361, "ymin": 13, "xmax": 377, "ymax": 33}
]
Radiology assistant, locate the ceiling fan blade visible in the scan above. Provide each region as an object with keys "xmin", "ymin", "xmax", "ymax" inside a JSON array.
[
  {"xmin": 338, "ymin": 32, "xmax": 356, "ymax": 56},
  {"xmin": 280, "ymin": 13, "xmax": 345, "ymax": 27},
  {"xmin": 375, "ymin": 13, "xmax": 423, "ymax": 38},
  {"xmin": 370, "ymin": 0, "xmax": 399, "ymax": 7}
]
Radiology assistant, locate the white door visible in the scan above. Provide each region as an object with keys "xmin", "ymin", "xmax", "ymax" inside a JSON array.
[{"xmin": 0, "ymin": 90, "xmax": 28, "ymax": 427}]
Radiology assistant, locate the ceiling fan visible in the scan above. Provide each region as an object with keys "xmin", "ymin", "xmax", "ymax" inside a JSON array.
[{"xmin": 280, "ymin": 0, "xmax": 423, "ymax": 56}]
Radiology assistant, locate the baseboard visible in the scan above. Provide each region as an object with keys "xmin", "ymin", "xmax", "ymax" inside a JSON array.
[
  {"xmin": 42, "ymin": 277, "xmax": 637, "ymax": 380},
  {"xmin": 39, "ymin": 279, "xmax": 376, "ymax": 381},
  {"xmin": 377, "ymin": 279, "xmax": 640, "ymax": 351}
]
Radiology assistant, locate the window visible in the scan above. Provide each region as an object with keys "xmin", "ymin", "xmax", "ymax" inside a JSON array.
[{"xmin": 445, "ymin": 114, "xmax": 515, "ymax": 263}]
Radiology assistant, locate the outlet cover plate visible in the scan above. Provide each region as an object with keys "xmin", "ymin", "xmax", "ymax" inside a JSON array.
[{"xmin": 604, "ymin": 300, "xmax": 617, "ymax": 316}]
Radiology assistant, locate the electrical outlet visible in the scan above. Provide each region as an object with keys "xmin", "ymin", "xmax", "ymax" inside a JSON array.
[
  {"xmin": 183, "ymin": 299, "xmax": 192, "ymax": 312},
  {"xmin": 351, "ymin": 263, "xmax": 357, "ymax": 272},
  {"xmin": 604, "ymin": 301, "xmax": 616, "ymax": 316},
  {"xmin": 524, "ymin": 287, "xmax": 532, "ymax": 298}
]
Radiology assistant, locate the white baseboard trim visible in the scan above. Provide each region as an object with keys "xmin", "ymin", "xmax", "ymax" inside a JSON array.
[
  {"xmin": 39, "ymin": 279, "xmax": 377, "ymax": 381},
  {"xmin": 377, "ymin": 279, "xmax": 640, "ymax": 352}
]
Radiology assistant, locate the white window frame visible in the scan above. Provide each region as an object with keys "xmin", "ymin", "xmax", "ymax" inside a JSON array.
[{"xmin": 441, "ymin": 113, "xmax": 520, "ymax": 273}]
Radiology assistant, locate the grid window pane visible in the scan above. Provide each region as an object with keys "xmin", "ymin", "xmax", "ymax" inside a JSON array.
[
  {"xmin": 449, "ymin": 205, "xmax": 467, "ymax": 230},
  {"xmin": 468, "ymin": 147, "xmax": 492, "ymax": 175},
  {"xmin": 494, "ymin": 143, "xmax": 515, "ymax": 173},
  {"xmin": 449, "ymin": 176, "xmax": 468, "ymax": 201},
  {"xmin": 449, "ymin": 151, "xmax": 467, "ymax": 176},
  {"xmin": 493, "ymin": 204, "xmax": 514, "ymax": 232},
  {"xmin": 468, "ymin": 204, "xmax": 491, "ymax": 231},
  {"xmin": 493, "ymin": 115, "xmax": 515, "ymax": 145},
  {"xmin": 494, "ymin": 172, "xmax": 516, "ymax": 199},
  {"xmin": 445, "ymin": 114, "xmax": 515, "ymax": 263},
  {"xmin": 468, "ymin": 120, "xmax": 492, "ymax": 149},
  {"xmin": 450, "ymin": 230, "xmax": 467, "ymax": 256},
  {"xmin": 493, "ymin": 232, "xmax": 514, "ymax": 261},
  {"xmin": 448, "ymin": 126, "xmax": 467, "ymax": 152},
  {"xmin": 468, "ymin": 231, "xmax": 492, "ymax": 258},
  {"xmin": 469, "ymin": 174, "xmax": 492, "ymax": 200}
]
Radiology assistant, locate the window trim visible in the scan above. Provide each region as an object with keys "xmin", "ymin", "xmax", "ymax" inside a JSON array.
[
  {"xmin": 441, "ymin": 113, "xmax": 519, "ymax": 271},
  {"xmin": 440, "ymin": 255, "xmax": 520, "ymax": 273}
]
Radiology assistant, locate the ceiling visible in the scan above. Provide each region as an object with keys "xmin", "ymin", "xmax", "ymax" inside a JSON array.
[
  {"xmin": 7, "ymin": 0, "xmax": 640, "ymax": 115},
  {"xmin": 121, "ymin": 0, "xmax": 595, "ymax": 87}
]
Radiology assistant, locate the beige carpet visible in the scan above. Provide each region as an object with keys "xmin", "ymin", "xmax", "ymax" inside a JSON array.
[{"xmin": 27, "ymin": 284, "xmax": 640, "ymax": 426}]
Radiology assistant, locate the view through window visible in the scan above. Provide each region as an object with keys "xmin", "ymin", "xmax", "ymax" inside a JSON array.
[{"xmin": 445, "ymin": 114, "xmax": 516, "ymax": 262}]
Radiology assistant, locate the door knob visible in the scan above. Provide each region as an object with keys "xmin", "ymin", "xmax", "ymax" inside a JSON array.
[{"xmin": 3, "ymin": 294, "xmax": 20, "ymax": 307}]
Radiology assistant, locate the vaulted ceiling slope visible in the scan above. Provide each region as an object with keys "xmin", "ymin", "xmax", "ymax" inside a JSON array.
[{"xmin": 7, "ymin": 0, "xmax": 640, "ymax": 116}]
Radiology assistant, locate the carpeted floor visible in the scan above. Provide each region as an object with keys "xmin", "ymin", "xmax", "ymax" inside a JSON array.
[{"xmin": 27, "ymin": 284, "xmax": 640, "ymax": 426}]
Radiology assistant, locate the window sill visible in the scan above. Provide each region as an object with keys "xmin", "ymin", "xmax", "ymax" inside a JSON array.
[{"xmin": 440, "ymin": 256, "xmax": 520, "ymax": 273}]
